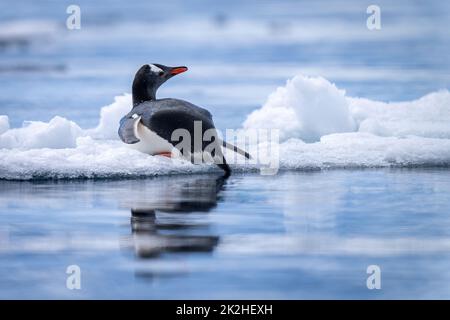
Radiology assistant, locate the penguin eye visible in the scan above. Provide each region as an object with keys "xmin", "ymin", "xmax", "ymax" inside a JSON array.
[{"xmin": 158, "ymin": 71, "xmax": 164, "ymax": 76}]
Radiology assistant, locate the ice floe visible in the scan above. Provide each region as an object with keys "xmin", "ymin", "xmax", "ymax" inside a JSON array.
[{"xmin": 1, "ymin": 74, "xmax": 449, "ymax": 180}]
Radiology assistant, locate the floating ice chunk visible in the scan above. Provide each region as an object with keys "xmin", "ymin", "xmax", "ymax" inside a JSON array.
[
  {"xmin": 279, "ymin": 133, "xmax": 450, "ymax": 169},
  {"xmin": 244, "ymin": 73, "xmax": 450, "ymax": 142},
  {"xmin": 1, "ymin": 133, "xmax": 450, "ymax": 180},
  {"xmin": 87, "ymin": 93, "xmax": 132, "ymax": 140},
  {"xmin": 1, "ymin": 73, "xmax": 450, "ymax": 180},
  {"xmin": 349, "ymin": 90, "xmax": 450, "ymax": 138},
  {"xmin": 0, "ymin": 116, "xmax": 82, "ymax": 149},
  {"xmin": 243, "ymin": 75, "xmax": 356, "ymax": 142},
  {"xmin": 0, "ymin": 137, "xmax": 209, "ymax": 180}
]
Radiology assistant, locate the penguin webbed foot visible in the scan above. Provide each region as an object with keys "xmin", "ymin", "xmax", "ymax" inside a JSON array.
[
  {"xmin": 217, "ymin": 163, "xmax": 231, "ymax": 178},
  {"xmin": 155, "ymin": 152, "xmax": 173, "ymax": 158}
]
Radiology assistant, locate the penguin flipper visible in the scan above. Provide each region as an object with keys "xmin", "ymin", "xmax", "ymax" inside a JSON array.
[{"xmin": 118, "ymin": 115, "xmax": 141, "ymax": 144}]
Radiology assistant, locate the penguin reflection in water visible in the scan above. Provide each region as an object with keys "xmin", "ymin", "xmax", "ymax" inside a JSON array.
[
  {"xmin": 123, "ymin": 175, "xmax": 225, "ymax": 259},
  {"xmin": 118, "ymin": 64, "xmax": 251, "ymax": 177}
]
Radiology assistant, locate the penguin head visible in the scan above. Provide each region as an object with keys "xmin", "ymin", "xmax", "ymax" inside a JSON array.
[{"xmin": 132, "ymin": 63, "xmax": 188, "ymax": 106}]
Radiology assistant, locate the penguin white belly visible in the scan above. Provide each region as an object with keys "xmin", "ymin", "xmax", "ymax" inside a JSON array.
[{"xmin": 130, "ymin": 121, "xmax": 179, "ymax": 156}]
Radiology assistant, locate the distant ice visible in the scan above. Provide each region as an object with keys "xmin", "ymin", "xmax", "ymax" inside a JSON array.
[
  {"xmin": 0, "ymin": 20, "xmax": 59, "ymax": 51},
  {"xmin": 1, "ymin": 73, "xmax": 450, "ymax": 180},
  {"xmin": 0, "ymin": 116, "xmax": 9, "ymax": 135},
  {"xmin": 0, "ymin": 20, "xmax": 58, "ymax": 40}
]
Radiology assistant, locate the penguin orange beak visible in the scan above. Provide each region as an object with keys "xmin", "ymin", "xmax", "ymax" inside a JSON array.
[{"xmin": 170, "ymin": 66, "xmax": 188, "ymax": 75}]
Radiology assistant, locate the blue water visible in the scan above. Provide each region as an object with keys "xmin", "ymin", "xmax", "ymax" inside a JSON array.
[
  {"xmin": 1, "ymin": 0, "xmax": 450, "ymax": 299},
  {"xmin": 1, "ymin": 169, "xmax": 450, "ymax": 299}
]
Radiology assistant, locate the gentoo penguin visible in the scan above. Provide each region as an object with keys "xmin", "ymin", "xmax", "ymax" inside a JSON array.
[{"xmin": 118, "ymin": 63, "xmax": 250, "ymax": 177}]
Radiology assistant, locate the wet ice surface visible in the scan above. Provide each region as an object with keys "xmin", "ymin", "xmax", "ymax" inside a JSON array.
[{"xmin": 0, "ymin": 169, "xmax": 450, "ymax": 299}]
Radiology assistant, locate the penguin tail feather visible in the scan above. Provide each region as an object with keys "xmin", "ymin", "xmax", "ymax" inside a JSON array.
[{"xmin": 221, "ymin": 140, "xmax": 252, "ymax": 159}]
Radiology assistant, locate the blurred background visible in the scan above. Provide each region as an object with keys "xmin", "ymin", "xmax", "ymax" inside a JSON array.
[{"xmin": 0, "ymin": 0, "xmax": 449, "ymax": 132}]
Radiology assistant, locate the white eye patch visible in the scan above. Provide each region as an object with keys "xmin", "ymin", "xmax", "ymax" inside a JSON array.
[{"xmin": 149, "ymin": 64, "xmax": 163, "ymax": 73}]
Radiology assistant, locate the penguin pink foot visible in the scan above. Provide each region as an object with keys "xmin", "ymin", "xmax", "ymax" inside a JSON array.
[{"xmin": 156, "ymin": 152, "xmax": 172, "ymax": 158}]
